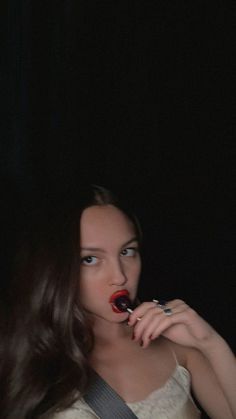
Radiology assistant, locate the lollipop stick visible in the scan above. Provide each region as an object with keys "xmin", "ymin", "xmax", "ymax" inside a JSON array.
[{"xmin": 126, "ymin": 308, "xmax": 141, "ymax": 321}]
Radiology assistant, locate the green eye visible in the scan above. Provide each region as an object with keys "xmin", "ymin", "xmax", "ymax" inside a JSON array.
[{"xmin": 81, "ymin": 256, "xmax": 98, "ymax": 266}]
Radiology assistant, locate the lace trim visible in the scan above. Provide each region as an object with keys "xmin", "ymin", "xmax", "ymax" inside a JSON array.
[
  {"xmin": 126, "ymin": 365, "xmax": 190, "ymax": 405},
  {"xmin": 126, "ymin": 365, "xmax": 201, "ymax": 419}
]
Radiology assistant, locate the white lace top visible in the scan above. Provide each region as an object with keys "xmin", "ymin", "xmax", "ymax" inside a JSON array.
[
  {"xmin": 51, "ymin": 365, "xmax": 201, "ymax": 419},
  {"xmin": 126, "ymin": 365, "xmax": 201, "ymax": 419}
]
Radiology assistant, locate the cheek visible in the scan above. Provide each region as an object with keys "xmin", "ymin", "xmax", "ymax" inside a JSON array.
[
  {"xmin": 132, "ymin": 260, "xmax": 142, "ymax": 289},
  {"xmin": 79, "ymin": 280, "xmax": 105, "ymax": 312},
  {"xmin": 80, "ymin": 277, "xmax": 99, "ymax": 295},
  {"xmin": 127, "ymin": 258, "xmax": 141, "ymax": 277},
  {"xmin": 79, "ymin": 272, "xmax": 106, "ymax": 302}
]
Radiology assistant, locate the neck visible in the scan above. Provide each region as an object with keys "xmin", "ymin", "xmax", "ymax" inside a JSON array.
[
  {"xmin": 88, "ymin": 316, "xmax": 134, "ymax": 369},
  {"xmin": 89, "ymin": 315, "xmax": 132, "ymax": 347}
]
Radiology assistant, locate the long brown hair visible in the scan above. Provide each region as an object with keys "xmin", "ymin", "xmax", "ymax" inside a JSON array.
[{"xmin": 0, "ymin": 185, "xmax": 141, "ymax": 418}]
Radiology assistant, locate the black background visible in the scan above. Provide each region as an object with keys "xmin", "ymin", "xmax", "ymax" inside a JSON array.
[{"xmin": 1, "ymin": 0, "xmax": 235, "ymax": 389}]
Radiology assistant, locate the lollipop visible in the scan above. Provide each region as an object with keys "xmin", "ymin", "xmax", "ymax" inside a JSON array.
[
  {"xmin": 110, "ymin": 290, "xmax": 141, "ymax": 319},
  {"xmin": 110, "ymin": 291, "xmax": 160, "ymax": 320},
  {"xmin": 113, "ymin": 294, "xmax": 132, "ymax": 313},
  {"xmin": 109, "ymin": 290, "xmax": 133, "ymax": 314}
]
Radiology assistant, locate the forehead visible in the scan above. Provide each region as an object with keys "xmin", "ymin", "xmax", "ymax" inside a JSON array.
[{"xmin": 80, "ymin": 205, "xmax": 136, "ymax": 243}]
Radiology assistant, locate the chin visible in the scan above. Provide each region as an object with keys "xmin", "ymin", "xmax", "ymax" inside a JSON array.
[
  {"xmin": 112, "ymin": 313, "xmax": 129, "ymax": 322},
  {"xmin": 88, "ymin": 310, "xmax": 129, "ymax": 323},
  {"xmin": 106, "ymin": 311, "xmax": 129, "ymax": 323}
]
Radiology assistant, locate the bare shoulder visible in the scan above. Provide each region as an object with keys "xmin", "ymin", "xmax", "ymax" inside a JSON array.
[
  {"xmin": 159, "ymin": 336, "xmax": 214, "ymax": 368},
  {"xmin": 158, "ymin": 339, "xmax": 220, "ymax": 391},
  {"xmin": 155, "ymin": 337, "xmax": 189, "ymax": 367}
]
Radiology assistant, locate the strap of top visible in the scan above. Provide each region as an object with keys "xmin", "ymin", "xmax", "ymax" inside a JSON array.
[
  {"xmin": 168, "ymin": 346, "xmax": 199, "ymax": 409},
  {"xmin": 170, "ymin": 347, "xmax": 180, "ymax": 366}
]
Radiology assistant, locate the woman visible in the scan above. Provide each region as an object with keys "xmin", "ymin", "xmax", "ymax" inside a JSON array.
[{"xmin": 1, "ymin": 185, "xmax": 236, "ymax": 418}]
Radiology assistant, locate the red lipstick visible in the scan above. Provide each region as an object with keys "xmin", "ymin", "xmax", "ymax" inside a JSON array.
[{"xmin": 109, "ymin": 290, "xmax": 131, "ymax": 313}]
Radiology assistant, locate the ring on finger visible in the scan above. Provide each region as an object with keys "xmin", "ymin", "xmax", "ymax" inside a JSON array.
[
  {"xmin": 152, "ymin": 299, "xmax": 173, "ymax": 316},
  {"xmin": 163, "ymin": 307, "xmax": 173, "ymax": 316}
]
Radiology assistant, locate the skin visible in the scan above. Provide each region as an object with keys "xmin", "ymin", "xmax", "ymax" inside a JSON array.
[
  {"xmin": 79, "ymin": 204, "xmax": 141, "ymax": 326},
  {"xmin": 79, "ymin": 204, "xmax": 236, "ymax": 418}
]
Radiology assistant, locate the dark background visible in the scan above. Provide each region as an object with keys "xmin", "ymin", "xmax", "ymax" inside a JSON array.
[{"xmin": 1, "ymin": 3, "xmax": 235, "ymax": 415}]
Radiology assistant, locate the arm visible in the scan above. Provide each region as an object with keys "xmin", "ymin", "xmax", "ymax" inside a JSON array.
[
  {"xmin": 186, "ymin": 334, "xmax": 236, "ymax": 419},
  {"xmin": 128, "ymin": 299, "xmax": 236, "ymax": 419}
]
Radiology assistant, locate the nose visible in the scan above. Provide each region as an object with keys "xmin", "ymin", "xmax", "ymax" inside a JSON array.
[{"xmin": 109, "ymin": 259, "xmax": 128, "ymax": 286}]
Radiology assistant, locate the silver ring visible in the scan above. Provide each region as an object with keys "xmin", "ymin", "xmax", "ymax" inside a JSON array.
[
  {"xmin": 153, "ymin": 299, "xmax": 173, "ymax": 315},
  {"xmin": 163, "ymin": 307, "xmax": 173, "ymax": 316}
]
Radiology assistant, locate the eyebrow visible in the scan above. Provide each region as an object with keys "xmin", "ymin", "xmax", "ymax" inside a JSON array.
[{"xmin": 80, "ymin": 237, "xmax": 139, "ymax": 252}]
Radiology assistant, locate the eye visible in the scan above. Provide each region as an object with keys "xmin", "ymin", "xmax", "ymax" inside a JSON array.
[
  {"xmin": 80, "ymin": 256, "xmax": 98, "ymax": 266},
  {"xmin": 120, "ymin": 247, "xmax": 138, "ymax": 257}
]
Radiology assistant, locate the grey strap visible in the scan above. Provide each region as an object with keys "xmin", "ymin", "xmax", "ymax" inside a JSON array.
[{"xmin": 84, "ymin": 370, "xmax": 138, "ymax": 419}]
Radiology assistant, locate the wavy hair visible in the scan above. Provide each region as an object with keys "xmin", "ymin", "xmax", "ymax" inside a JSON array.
[{"xmin": 0, "ymin": 185, "xmax": 141, "ymax": 418}]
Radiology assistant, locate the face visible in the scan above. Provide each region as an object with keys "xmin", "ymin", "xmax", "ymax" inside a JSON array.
[{"xmin": 79, "ymin": 205, "xmax": 141, "ymax": 323}]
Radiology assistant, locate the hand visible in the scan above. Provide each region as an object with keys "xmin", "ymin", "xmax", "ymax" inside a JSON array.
[{"xmin": 128, "ymin": 299, "xmax": 217, "ymax": 349}]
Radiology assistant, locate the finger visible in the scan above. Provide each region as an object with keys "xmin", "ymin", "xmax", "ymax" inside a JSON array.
[
  {"xmin": 139, "ymin": 303, "xmax": 191, "ymax": 347},
  {"xmin": 149, "ymin": 308, "xmax": 195, "ymax": 340},
  {"xmin": 164, "ymin": 299, "xmax": 189, "ymax": 310},
  {"xmin": 128, "ymin": 302, "xmax": 159, "ymax": 326},
  {"xmin": 139, "ymin": 308, "xmax": 181, "ymax": 347},
  {"xmin": 132, "ymin": 306, "xmax": 163, "ymax": 341},
  {"xmin": 129, "ymin": 299, "xmax": 191, "ymax": 347},
  {"xmin": 141, "ymin": 316, "xmax": 166, "ymax": 347},
  {"xmin": 128, "ymin": 299, "xmax": 188, "ymax": 325},
  {"xmin": 129, "ymin": 299, "xmax": 187, "ymax": 334}
]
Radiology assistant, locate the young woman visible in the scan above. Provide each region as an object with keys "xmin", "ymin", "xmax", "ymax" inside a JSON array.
[{"xmin": 1, "ymin": 185, "xmax": 235, "ymax": 418}]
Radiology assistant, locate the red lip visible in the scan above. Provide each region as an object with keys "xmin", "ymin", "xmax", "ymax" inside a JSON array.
[
  {"xmin": 109, "ymin": 290, "xmax": 129, "ymax": 313},
  {"xmin": 109, "ymin": 289, "xmax": 129, "ymax": 303}
]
